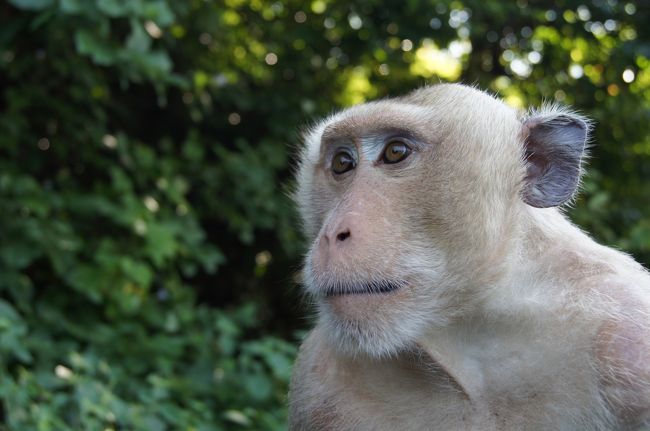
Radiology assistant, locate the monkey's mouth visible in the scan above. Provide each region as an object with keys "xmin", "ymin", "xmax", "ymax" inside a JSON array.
[{"xmin": 323, "ymin": 280, "xmax": 405, "ymax": 297}]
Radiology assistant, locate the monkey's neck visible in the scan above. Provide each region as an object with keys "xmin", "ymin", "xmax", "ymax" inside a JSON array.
[
  {"xmin": 414, "ymin": 210, "xmax": 592, "ymax": 402},
  {"xmin": 414, "ymin": 335, "xmax": 484, "ymax": 401},
  {"xmin": 414, "ymin": 317, "xmax": 546, "ymax": 405}
]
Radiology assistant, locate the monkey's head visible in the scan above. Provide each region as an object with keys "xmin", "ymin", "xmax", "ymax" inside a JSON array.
[{"xmin": 295, "ymin": 84, "xmax": 589, "ymax": 357}]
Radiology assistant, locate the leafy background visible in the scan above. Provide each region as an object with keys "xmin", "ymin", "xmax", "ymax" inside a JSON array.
[{"xmin": 0, "ymin": 0, "xmax": 648, "ymax": 429}]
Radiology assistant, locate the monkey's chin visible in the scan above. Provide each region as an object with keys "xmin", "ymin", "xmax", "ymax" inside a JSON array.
[
  {"xmin": 318, "ymin": 288, "xmax": 428, "ymax": 358},
  {"xmin": 324, "ymin": 289, "xmax": 403, "ymax": 314}
]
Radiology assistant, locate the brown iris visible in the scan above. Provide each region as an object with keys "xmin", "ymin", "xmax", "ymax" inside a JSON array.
[
  {"xmin": 332, "ymin": 151, "xmax": 356, "ymax": 174},
  {"xmin": 382, "ymin": 141, "xmax": 411, "ymax": 164}
]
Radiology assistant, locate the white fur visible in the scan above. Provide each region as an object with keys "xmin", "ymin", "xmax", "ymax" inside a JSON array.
[{"xmin": 289, "ymin": 84, "xmax": 650, "ymax": 430}]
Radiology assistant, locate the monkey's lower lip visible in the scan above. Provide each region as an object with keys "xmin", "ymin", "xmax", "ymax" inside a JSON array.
[{"xmin": 323, "ymin": 281, "xmax": 404, "ymax": 297}]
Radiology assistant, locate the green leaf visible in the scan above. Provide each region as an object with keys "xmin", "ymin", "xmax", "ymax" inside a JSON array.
[
  {"xmin": 126, "ymin": 19, "xmax": 152, "ymax": 53},
  {"xmin": 140, "ymin": 1, "xmax": 174, "ymax": 26},
  {"xmin": 8, "ymin": 0, "xmax": 53, "ymax": 11},
  {"xmin": 120, "ymin": 258, "xmax": 153, "ymax": 287},
  {"xmin": 196, "ymin": 246, "xmax": 224, "ymax": 274},
  {"xmin": 145, "ymin": 222, "xmax": 178, "ymax": 267},
  {"xmin": 59, "ymin": 0, "xmax": 86, "ymax": 13},
  {"xmin": 0, "ymin": 300, "xmax": 31, "ymax": 363},
  {"xmin": 265, "ymin": 351, "xmax": 293, "ymax": 381},
  {"xmin": 96, "ymin": 0, "xmax": 128, "ymax": 17},
  {"xmin": 67, "ymin": 265, "xmax": 105, "ymax": 302},
  {"xmin": 74, "ymin": 29, "xmax": 116, "ymax": 65},
  {"xmin": 0, "ymin": 240, "xmax": 42, "ymax": 269},
  {"xmin": 242, "ymin": 372, "xmax": 272, "ymax": 401},
  {"xmin": 138, "ymin": 50, "xmax": 173, "ymax": 75}
]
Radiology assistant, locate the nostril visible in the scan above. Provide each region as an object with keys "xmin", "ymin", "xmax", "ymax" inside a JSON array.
[{"xmin": 336, "ymin": 229, "xmax": 351, "ymax": 242}]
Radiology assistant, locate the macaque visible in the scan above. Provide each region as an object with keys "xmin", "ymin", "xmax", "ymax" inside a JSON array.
[{"xmin": 288, "ymin": 84, "xmax": 650, "ymax": 430}]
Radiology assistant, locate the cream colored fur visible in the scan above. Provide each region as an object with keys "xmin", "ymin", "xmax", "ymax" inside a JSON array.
[{"xmin": 289, "ymin": 84, "xmax": 650, "ymax": 430}]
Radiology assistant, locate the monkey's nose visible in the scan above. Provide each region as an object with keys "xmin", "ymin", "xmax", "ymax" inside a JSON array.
[
  {"xmin": 320, "ymin": 226, "xmax": 351, "ymax": 247},
  {"xmin": 317, "ymin": 226, "xmax": 351, "ymax": 261},
  {"xmin": 312, "ymin": 222, "xmax": 355, "ymax": 270},
  {"xmin": 336, "ymin": 229, "xmax": 351, "ymax": 242}
]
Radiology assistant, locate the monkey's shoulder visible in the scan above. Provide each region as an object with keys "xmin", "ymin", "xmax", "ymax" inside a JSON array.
[
  {"xmin": 288, "ymin": 329, "xmax": 342, "ymax": 431},
  {"xmin": 590, "ymin": 281, "xmax": 650, "ymax": 427}
]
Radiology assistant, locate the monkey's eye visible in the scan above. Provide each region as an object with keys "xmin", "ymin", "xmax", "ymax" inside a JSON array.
[
  {"xmin": 381, "ymin": 141, "xmax": 411, "ymax": 164},
  {"xmin": 332, "ymin": 151, "xmax": 356, "ymax": 175}
]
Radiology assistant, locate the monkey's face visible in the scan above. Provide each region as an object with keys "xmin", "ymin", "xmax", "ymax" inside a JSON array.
[{"xmin": 295, "ymin": 85, "xmax": 547, "ymax": 357}]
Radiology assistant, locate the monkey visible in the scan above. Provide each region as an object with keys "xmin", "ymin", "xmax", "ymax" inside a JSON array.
[{"xmin": 288, "ymin": 83, "xmax": 650, "ymax": 430}]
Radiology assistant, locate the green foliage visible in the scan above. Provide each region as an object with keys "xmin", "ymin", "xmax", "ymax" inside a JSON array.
[{"xmin": 0, "ymin": 0, "xmax": 648, "ymax": 429}]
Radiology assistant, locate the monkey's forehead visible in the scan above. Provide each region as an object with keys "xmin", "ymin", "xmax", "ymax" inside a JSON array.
[
  {"xmin": 300, "ymin": 84, "xmax": 517, "ymax": 164},
  {"xmin": 322, "ymin": 103, "xmax": 433, "ymax": 142}
]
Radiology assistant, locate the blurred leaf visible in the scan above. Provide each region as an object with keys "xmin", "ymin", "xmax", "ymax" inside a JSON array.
[
  {"xmin": 126, "ymin": 20, "xmax": 152, "ymax": 53},
  {"xmin": 96, "ymin": 0, "xmax": 128, "ymax": 17},
  {"xmin": 74, "ymin": 29, "xmax": 116, "ymax": 65},
  {"xmin": 8, "ymin": 0, "xmax": 53, "ymax": 10}
]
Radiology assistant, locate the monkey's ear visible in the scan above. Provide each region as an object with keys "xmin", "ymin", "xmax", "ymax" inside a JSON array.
[{"xmin": 521, "ymin": 108, "xmax": 589, "ymax": 208}]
